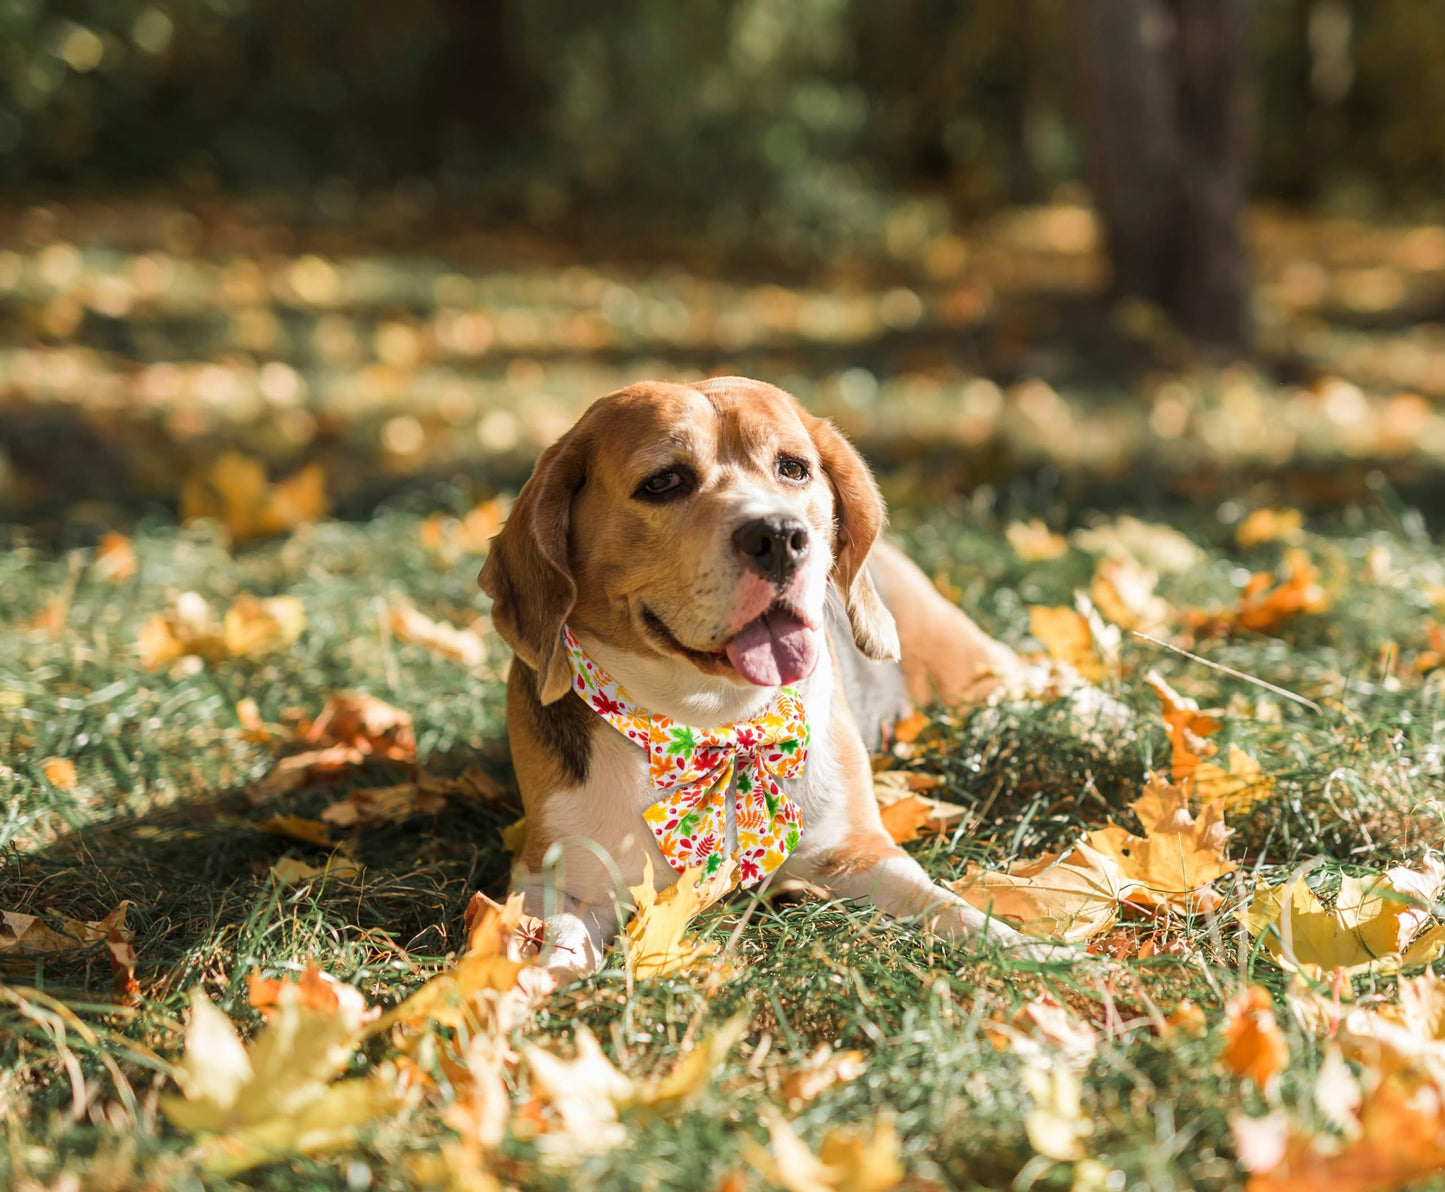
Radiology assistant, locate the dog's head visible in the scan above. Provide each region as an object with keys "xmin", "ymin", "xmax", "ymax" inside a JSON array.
[{"xmin": 479, "ymin": 377, "xmax": 899, "ymax": 711}]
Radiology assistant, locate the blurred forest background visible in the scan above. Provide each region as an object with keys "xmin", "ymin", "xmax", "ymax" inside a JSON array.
[{"xmin": 6, "ymin": 0, "xmax": 1445, "ymax": 531}]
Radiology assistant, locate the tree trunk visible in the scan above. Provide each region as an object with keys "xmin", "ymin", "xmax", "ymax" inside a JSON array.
[{"xmin": 1071, "ymin": 0, "xmax": 1250, "ymax": 351}]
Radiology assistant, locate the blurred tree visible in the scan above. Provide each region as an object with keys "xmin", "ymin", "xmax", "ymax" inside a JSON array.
[{"xmin": 1071, "ymin": 0, "xmax": 1250, "ymax": 350}]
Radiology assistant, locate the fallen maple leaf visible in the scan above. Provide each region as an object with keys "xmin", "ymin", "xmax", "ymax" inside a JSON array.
[
  {"xmin": 389, "ymin": 603, "xmax": 488, "ymax": 667},
  {"xmin": 986, "ymin": 994, "xmax": 1098, "ymax": 1070},
  {"xmin": 872, "ymin": 771, "xmax": 967, "ymax": 843},
  {"xmin": 1236, "ymin": 508, "xmax": 1305, "ymax": 549},
  {"xmin": 180, "ymin": 451, "xmax": 328, "ymax": 544},
  {"xmin": 160, "ymin": 975, "xmax": 401, "ymax": 1176},
  {"xmin": 951, "ymin": 842, "xmax": 1140, "ymax": 943},
  {"xmin": 1071, "ymin": 516, "xmax": 1204, "ymax": 574},
  {"xmin": 1007, "ymin": 519, "xmax": 1068, "ymax": 561},
  {"xmin": 625, "ymin": 858, "xmax": 738, "ymax": 980},
  {"xmin": 779, "ymin": 1045, "xmax": 868, "ymax": 1109},
  {"xmin": 1083, "ymin": 774, "xmax": 1235, "ymax": 912},
  {"xmin": 1224, "ymin": 985, "xmax": 1290, "ymax": 1088},
  {"xmin": 222, "ymin": 595, "xmax": 307, "ymax": 658},
  {"xmin": 1186, "ymin": 549, "xmax": 1329, "ymax": 637},
  {"xmin": 303, "ymin": 692, "xmax": 416, "ymax": 761},
  {"xmin": 420, "ymin": 498, "xmax": 509, "ymax": 566},
  {"xmin": 1029, "ymin": 603, "xmax": 1115, "ymax": 683},
  {"xmin": 1244, "ymin": 857, "xmax": 1445, "ymax": 977},
  {"xmin": 269, "ymin": 854, "xmax": 361, "ymax": 885},
  {"xmin": 1146, "ymin": 672, "xmax": 1274, "ymax": 813},
  {"xmin": 262, "ymin": 815, "xmax": 335, "ymax": 848},
  {"xmin": 1022, "ymin": 1061, "xmax": 1091, "ymax": 1162},
  {"xmin": 1090, "ymin": 554, "xmax": 1171, "ymax": 635},
  {"xmin": 745, "ymin": 1110, "xmax": 904, "ymax": 1192},
  {"xmin": 93, "ymin": 532, "xmax": 137, "ymax": 583}
]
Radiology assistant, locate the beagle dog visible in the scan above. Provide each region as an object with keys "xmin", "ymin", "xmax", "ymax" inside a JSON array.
[{"xmin": 480, "ymin": 376, "xmax": 1064, "ymax": 976}]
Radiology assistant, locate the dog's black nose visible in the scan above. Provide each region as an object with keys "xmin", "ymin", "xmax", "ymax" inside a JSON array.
[{"xmin": 733, "ymin": 517, "xmax": 810, "ymax": 586}]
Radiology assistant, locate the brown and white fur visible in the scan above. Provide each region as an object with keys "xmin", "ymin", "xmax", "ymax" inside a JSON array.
[{"xmin": 480, "ymin": 376, "xmax": 1065, "ymax": 978}]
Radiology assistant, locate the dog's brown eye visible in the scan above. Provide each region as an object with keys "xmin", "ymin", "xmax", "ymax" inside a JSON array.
[
  {"xmin": 636, "ymin": 468, "xmax": 690, "ymax": 500},
  {"xmin": 777, "ymin": 457, "xmax": 809, "ymax": 483}
]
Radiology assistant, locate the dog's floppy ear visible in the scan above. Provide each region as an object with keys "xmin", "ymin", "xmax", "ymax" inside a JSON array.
[
  {"xmin": 479, "ymin": 428, "xmax": 591, "ymax": 704},
  {"xmin": 806, "ymin": 414, "xmax": 900, "ymax": 662}
]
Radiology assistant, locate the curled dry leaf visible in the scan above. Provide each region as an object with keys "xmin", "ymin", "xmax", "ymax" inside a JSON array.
[
  {"xmin": 262, "ymin": 815, "xmax": 334, "ymax": 848},
  {"xmin": 251, "ymin": 693, "xmax": 418, "ymax": 800},
  {"xmin": 321, "ymin": 782, "xmax": 445, "ymax": 828},
  {"xmin": 389, "ymin": 603, "xmax": 488, "ymax": 668},
  {"xmin": 1006, "ymin": 518, "xmax": 1068, "ymax": 561},
  {"xmin": 1244, "ymin": 857, "xmax": 1445, "ymax": 977},
  {"xmin": 744, "ymin": 1110, "xmax": 904, "ymax": 1192},
  {"xmin": 951, "ymin": 841, "xmax": 1140, "ymax": 943},
  {"xmin": 1, "ymin": 902, "xmax": 135, "ymax": 997},
  {"xmin": 1223, "ymin": 985, "xmax": 1290, "ymax": 1088},
  {"xmin": 872, "ymin": 770, "xmax": 966, "ymax": 844},
  {"xmin": 1029, "ymin": 602, "xmax": 1118, "ymax": 683},
  {"xmin": 1083, "ymin": 774, "xmax": 1235, "ymax": 912},
  {"xmin": 625, "ymin": 857, "xmax": 739, "ymax": 980},
  {"xmin": 180, "ymin": 451, "xmax": 328, "ymax": 544}
]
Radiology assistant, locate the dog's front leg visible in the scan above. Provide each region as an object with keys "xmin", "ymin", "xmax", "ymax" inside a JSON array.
[{"xmin": 794, "ymin": 833, "xmax": 1073, "ymax": 963}]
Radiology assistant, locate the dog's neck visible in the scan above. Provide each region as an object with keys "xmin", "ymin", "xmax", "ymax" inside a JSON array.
[{"xmin": 572, "ymin": 627, "xmax": 829, "ymax": 728}]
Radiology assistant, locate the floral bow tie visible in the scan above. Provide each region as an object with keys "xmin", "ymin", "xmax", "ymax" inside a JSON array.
[{"xmin": 560, "ymin": 626, "xmax": 808, "ymax": 886}]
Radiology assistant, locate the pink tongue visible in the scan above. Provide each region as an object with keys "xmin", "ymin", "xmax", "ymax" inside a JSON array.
[{"xmin": 724, "ymin": 608, "xmax": 818, "ymax": 687}]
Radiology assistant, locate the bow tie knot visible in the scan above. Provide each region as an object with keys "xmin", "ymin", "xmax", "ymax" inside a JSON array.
[{"xmin": 560, "ymin": 626, "xmax": 808, "ymax": 886}]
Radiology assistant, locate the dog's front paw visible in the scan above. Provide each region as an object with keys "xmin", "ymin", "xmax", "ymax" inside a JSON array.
[{"xmin": 928, "ymin": 900, "xmax": 1079, "ymax": 965}]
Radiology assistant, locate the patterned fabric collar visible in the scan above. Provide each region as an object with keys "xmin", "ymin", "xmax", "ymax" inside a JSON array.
[{"xmin": 559, "ymin": 625, "xmax": 808, "ymax": 886}]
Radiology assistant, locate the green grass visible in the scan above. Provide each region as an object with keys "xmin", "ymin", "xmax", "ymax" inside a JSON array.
[{"xmin": 4, "ymin": 477, "xmax": 1445, "ymax": 1191}]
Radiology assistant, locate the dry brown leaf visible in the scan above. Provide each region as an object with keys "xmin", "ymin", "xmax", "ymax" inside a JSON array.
[
  {"xmin": 41, "ymin": 756, "xmax": 77, "ymax": 790},
  {"xmin": 1083, "ymin": 774, "xmax": 1235, "ymax": 912},
  {"xmin": 180, "ymin": 451, "xmax": 328, "ymax": 543},
  {"xmin": 93, "ymin": 532, "xmax": 137, "ymax": 583},
  {"xmin": 303, "ymin": 692, "xmax": 416, "ymax": 762},
  {"xmin": 951, "ymin": 842, "xmax": 1140, "ymax": 942},
  {"xmin": 625, "ymin": 858, "xmax": 738, "ymax": 980},
  {"xmin": 1224, "ymin": 985, "xmax": 1290, "ymax": 1088},
  {"xmin": 321, "ymin": 782, "xmax": 445, "ymax": 827},
  {"xmin": 1, "ymin": 902, "xmax": 134, "ymax": 998},
  {"xmin": 421, "ymin": 498, "xmax": 509, "ymax": 566},
  {"xmin": 389, "ymin": 604, "xmax": 488, "ymax": 667},
  {"xmin": 1006, "ymin": 519, "xmax": 1068, "ymax": 561}
]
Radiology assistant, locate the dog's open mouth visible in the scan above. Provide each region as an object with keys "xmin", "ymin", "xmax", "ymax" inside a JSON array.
[{"xmin": 643, "ymin": 604, "xmax": 817, "ymax": 687}]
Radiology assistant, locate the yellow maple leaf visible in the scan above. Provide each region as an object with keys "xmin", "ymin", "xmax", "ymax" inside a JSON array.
[
  {"xmin": 180, "ymin": 452, "xmax": 328, "ymax": 544},
  {"xmin": 1090, "ymin": 554, "xmax": 1170, "ymax": 635},
  {"xmin": 950, "ymin": 842, "xmax": 1140, "ymax": 942},
  {"xmin": 1236, "ymin": 508, "xmax": 1304, "ymax": 549},
  {"xmin": 1084, "ymin": 774, "xmax": 1235, "ymax": 912},
  {"xmin": 222, "ymin": 595, "xmax": 307, "ymax": 658},
  {"xmin": 872, "ymin": 771, "xmax": 966, "ymax": 844},
  {"xmin": 1006, "ymin": 519, "xmax": 1068, "ymax": 561},
  {"xmin": 1223, "ymin": 985, "xmax": 1289, "ymax": 1089},
  {"xmin": 745, "ymin": 1110, "xmax": 904, "ymax": 1192},
  {"xmin": 160, "ymin": 973, "xmax": 399, "ymax": 1175},
  {"xmin": 625, "ymin": 857, "xmax": 738, "ymax": 980},
  {"xmin": 1243, "ymin": 858, "xmax": 1445, "ymax": 977}
]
